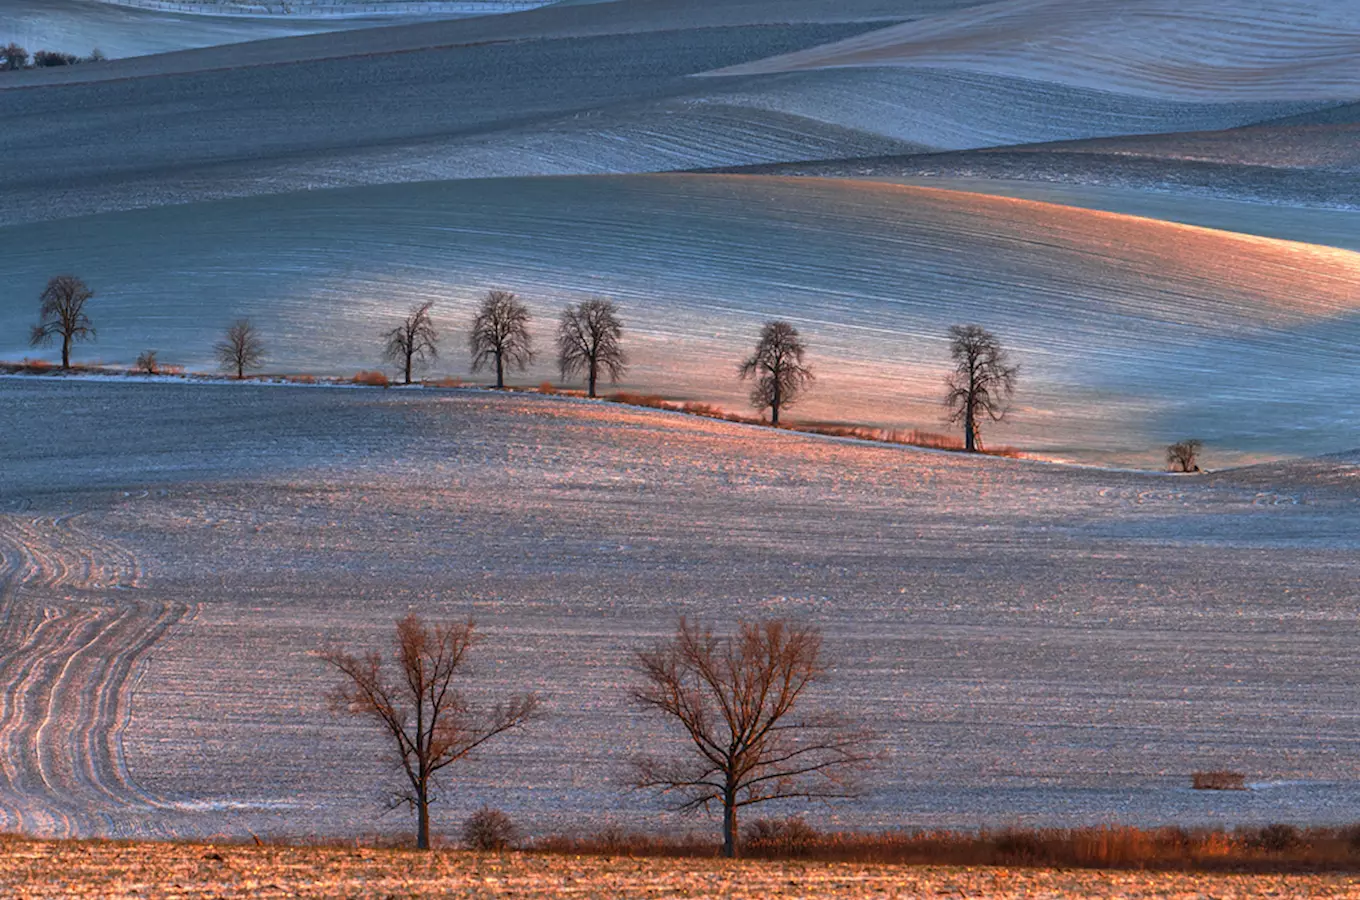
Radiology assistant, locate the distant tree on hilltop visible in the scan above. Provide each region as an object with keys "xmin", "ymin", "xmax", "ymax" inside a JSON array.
[
  {"xmin": 738, "ymin": 320, "xmax": 813, "ymax": 426},
  {"xmin": 1, "ymin": 44, "xmax": 28, "ymax": 70},
  {"xmin": 215, "ymin": 319, "xmax": 265, "ymax": 380},
  {"xmin": 382, "ymin": 300, "xmax": 439, "ymax": 385},
  {"xmin": 1167, "ymin": 439, "xmax": 1203, "ymax": 472},
  {"xmin": 557, "ymin": 298, "xmax": 626, "ymax": 399},
  {"xmin": 30, "ymin": 275, "xmax": 95, "ymax": 369},
  {"xmin": 944, "ymin": 324, "xmax": 1018, "ymax": 452},
  {"xmin": 469, "ymin": 290, "xmax": 534, "ymax": 389}
]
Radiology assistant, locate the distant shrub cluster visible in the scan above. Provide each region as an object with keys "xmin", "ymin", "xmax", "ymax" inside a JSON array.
[
  {"xmin": 1192, "ymin": 770, "xmax": 1246, "ymax": 791},
  {"xmin": 2, "ymin": 44, "xmax": 106, "ymax": 71}
]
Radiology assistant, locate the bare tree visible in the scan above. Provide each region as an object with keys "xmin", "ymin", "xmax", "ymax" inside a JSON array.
[
  {"xmin": 29, "ymin": 275, "xmax": 95, "ymax": 369},
  {"xmin": 632, "ymin": 617, "xmax": 873, "ymax": 859},
  {"xmin": 469, "ymin": 290, "xmax": 534, "ymax": 389},
  {"xmin": 944, "ymin": 324, "xmax": 1018, "ymax": 452},
  {"xmin": 383, "ymin": 300, "xmax": 439, "ymax": 385},
  {"xmin": 135, "ymin": 350, "xmax": 159, "ymax": 375},
  {"xmin": 738, "ymin": 321, "xmax": 813, "ymax": 426},
  {"xmin": 215, "ymin": 319, "xmax": 265, "ymax": 380},
  {"xmin": 1167, "ymin": 439, "xmax": 1203, "ymax": 473},
  {"xmin": 556, "ymin": 298, "xmax": 627, "ymax": 398},
  {"xmin": 320, "ymin": 615, "xmax": 539, "ymax": 850}
]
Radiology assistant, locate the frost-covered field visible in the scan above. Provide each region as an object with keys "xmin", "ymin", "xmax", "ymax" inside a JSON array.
[
  {"xmin": 3, "ymin": 175, "xmax": 1358, "ymax": 466},
  {"xmin": 4, "ymin": 841, "xmax": 1359, "ymax": 900},
  {"xmin": 1, "ymin": 381, "xmax": 1358, "ymax": 841}
]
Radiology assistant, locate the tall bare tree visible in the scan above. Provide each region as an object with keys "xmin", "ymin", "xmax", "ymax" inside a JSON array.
[
  {"xmin": 944, "ymin": 324, "xmax": 1018, "ymax": 452},
  {"xmin": 29, "ymin": 275, "xmax": 95, "ymax": 369},
  {"xmin": 556, "ymin": 298, "xmax": 627, "ymax": 398},
  {"xmin": 383, "ymin": 300, "xmax": 439, "ymax": 385},
  {"xmin": 215, "ymin": 319, "xmax": 265, "ymax": 380},
  {"xmin": 632, "ymin": 617, "xmax": 873, "ymax": 859},
  {"xmin": 738, "ymin": 321, "xmax": 813, "ymax": 426},
  {"xmin": 1167, "ymin": 438, "xmax": 1203, "ymax": 473},
  {"xmin": 321, "ymin": 615, "xmax": 539, "ymax": 850},
  {"xmin": 469, "ymin": 290, "xmax": 534, "ymax": 389}
]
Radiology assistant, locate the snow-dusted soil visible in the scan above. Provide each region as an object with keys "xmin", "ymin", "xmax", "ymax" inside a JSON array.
[
  {"xmin": 4, "ymin": 174, "xmax": 1358, "ymax": 466},
  {"xmin": 715, "ymin": 0, "xmax": 1360, "ymax": 103},
  {"xmin": 3, "ymin": 842, "xmax": 1357, "ymax": 899},
  {"xmin": 1, "ymin": 382, "xmax": 1358, "ymax": 841},
  {"xmin": 0, "ymin": 0, "xmax": 455, "ymax": 61}
]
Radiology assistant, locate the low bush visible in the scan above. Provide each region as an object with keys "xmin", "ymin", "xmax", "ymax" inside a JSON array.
[
  {"xmin": 134, "ymin": 350, "xmax": 159, "ymax": 375},
  {"xmin": 285, "ymin": 374, "xmax": 317, "ymax": 384},
  {"xmin": 462, "ymin": 807, "xmax": 518, "ymax": 852},
  {"xmin": 425, "ymin": 376, "xmax": 463, "ymax": 388},
  {"xmin": 1193, "ymin": 770, "xmax": 1246, "ymax": 791},
  {"xmin": 744, "ymin": 817, "xmax": 819, "ymax": 855},
  {"xmin": 33, "ymin": 50, "xmax": 80, "ymax": 67},
  {"xmin": 352, "ymin": 370, "xmax": 390, "ymax": 388}
]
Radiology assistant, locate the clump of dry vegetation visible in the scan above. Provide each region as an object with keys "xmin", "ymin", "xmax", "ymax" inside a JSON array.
[
  {"xmin": 531, "ymin": 823, "xmax": 1360, "ymax": 873},
  {"xmin": 1193, "ymin": 770, "xmax": 1247, "ymax": 790},
  {"xmin": 352, "ymin": 370, "xmax": 391, "ymax": 387}
]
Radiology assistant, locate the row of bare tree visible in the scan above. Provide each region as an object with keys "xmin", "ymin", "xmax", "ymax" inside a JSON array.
[
  {"xmin": 25, "ymin": 276, "xmax": 1027, "ymax": 452},
  {"xmin": 321, "ymin": 613, "xmax": 867, "ymax": 857}
]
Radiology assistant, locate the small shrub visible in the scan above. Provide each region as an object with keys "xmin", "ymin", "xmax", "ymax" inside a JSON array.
[
  {"xmin": 609, "ymin": 391, "xmax": 673, "ymax": 410},
  {"xmin": 537, "ymin": 381, "xmax": 558, "ymax": 394},
  {"xmin": 1167, "ymin": 438, "xmax": 1204, "ymax": 472},
  {"xmin": 1252, "ymin": 823, "xmax": 1302, "ymax": 853},
  {"xmin": 352, "ymin": 370, "xmax": 389, "ymax": 388},
  {"xmin": 463, "ymin": 808, "xmax": 518, "ymax": 851},
  {"xmin": 134, "ymin": 350, "xmax": 159, "ymax": 375},
  {"xmin": 86, "ymin": 48, "xmax": 106, "ymax": 62},
  {"xmin": 744, "ymin": 817, "xmax": 819, "ymax": 855},
  {"xmin": 2, "ymin": 43, "xmax": 28, "ymax": 70},
  {"xmin": 424, "ymin": 376, "xmax": 462, "ymax": 388},
  {"xmin": 21, "ymin": 358, "xmax": 52, "ymax": 373},
  {"xmin": 1192, "ymin": 771, "xmax": 1246, "ymax": 791},
  {"xmin": 33, "ymin": 50, "xmax": 80, "ymax": 67},
  {"xmin": 992, "ymin": 829, "xmax": 1047, "ymax": 862},
  {"xmin": 286, "ymin": 374, "xmax": 317, "ymax": 384}
]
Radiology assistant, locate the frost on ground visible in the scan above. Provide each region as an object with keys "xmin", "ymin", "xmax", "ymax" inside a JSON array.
[
  {"xmin": 0, "ymin": 382, "xmax": 1358, "ymax": 842},
  {"xmin": 4, "ymin": 841, "xmax": 1360, "ymax": 900},
  {"xmin": 3, "ymin": 175, "xmax": 1358, "ymax": 466}
]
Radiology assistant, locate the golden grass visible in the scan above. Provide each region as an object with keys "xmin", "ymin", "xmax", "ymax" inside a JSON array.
[
  {"xmin": 352, "ymin": 370, "xmax": 391, "ymax": 387},
  {"xmin": 2, "ymin": 836, "xmax": 1357, "ymax": 900}
]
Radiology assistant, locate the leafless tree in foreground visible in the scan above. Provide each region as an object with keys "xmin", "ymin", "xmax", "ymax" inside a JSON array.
[
  {"xmin": 320, "ymin": 615, "xmax": 539, "ymax": 850},
  {"xmin": 557, "ymin": 298, "xmax": 627, "ymax": 398},
  {"xmin": 30, "ymin": 275, "xmax": 95, "ymax": 369},
  {"xmin": 383, "ymin": 300, "xmax": 439, "ymax": 385},
  {"xmin": 469, "ymin": 290, "xmax": 534, "ymax": 389},
  {"xmin": 944, "ymin": 324, "xmax": 1018, "ymax": 452},
  {"xmin": 632, "ymin": 617, "xmax": 873, "ymax": 859},
  {"xmin": 214, "ymin": 319, "xmax": 265, "ymax": 380},
  {"xmin": 1167, "ymin": 438, "xmax": 1203, "ymax": 473},
  {"xmin": 738, "ymin": 321, "xmax": 813, "ymax": 426}
]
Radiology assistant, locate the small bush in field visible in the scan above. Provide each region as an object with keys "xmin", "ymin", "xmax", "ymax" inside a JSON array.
[
  {"xmin": 425, "ymin": 376, "xmax": 462, "ymax": 388},
  {"xmin": 538, "ymin": 381, "xmax": 558, "ymax": 394},
  {"xmin": 744, "ymin": 817, "xmax": 819, "ymax": 855},
  {"xmin": 22, "ymin": 358, "xmax": 52, "ymax": 373},
  {"xmin": 33, "ymin": 50, "xmax": 80, "ymax": 67},
  {"xmin": 1192, "ymin": 771, "xmax": 1246, "ymax": 791},
  {"xmin": 1252, "ymin": 824, "xmax": 1301, "ymax": 853},
  {"xmin": 134, "ymin": 350, "xmax": 159, "ymax": 375},
  {"xmin": 352, "ymin": 370, "xmax": 389, "ymax": 387},
  {"xmin": 463, "ymin": 807, "xmax": 518, "ymax": 851},
  {"xmin": 287, "ymin": 374, "xmax": 317, "ymax": 384}
]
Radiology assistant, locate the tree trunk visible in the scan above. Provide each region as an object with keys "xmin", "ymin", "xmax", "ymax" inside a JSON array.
[
  {"xmin": 416, "ymin": 785, "xmax": 431, "ymax": 850},
  {"xmin": 770, "ymin": 378, "xmax": 781, "ymax": 427},
  {"xmin": 588, "ymin": 357, "xmax": 597, "ymax": 399},
  {"xmin": 722, "ymin": 794, "xmax": 738, "ymax": 859},
  {"xmin": 61, "ymin": 335, "xmax": 70, "ymax": 369},
  {"xmin": 404, "ymin": 353, "xmax": 413, "ymax": 385},
  {"xmin": 495, "ymin": 352, "xmax": 505, "ymax": 389},
  {"xmin": 964, "ymin": 403, "xmax": 976, "ymax": 452}
]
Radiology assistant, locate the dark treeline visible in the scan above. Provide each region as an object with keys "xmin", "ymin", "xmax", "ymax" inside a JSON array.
[{"xmin": 2, "ymin": 43, "xmax": 106, "ymax": 70}]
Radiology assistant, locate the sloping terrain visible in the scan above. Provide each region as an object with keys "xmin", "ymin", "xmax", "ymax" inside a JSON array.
[
  {"xmin": 3, "ymin": 175, "xmax": 1358, "ymax": 464},
  {"xmin": 2, "ymin": 383, "xmax": 1359, "ymax": 839},
  {"xmin": 0, "ymin": 0, "xmax": 454, "ymax": 61}
]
